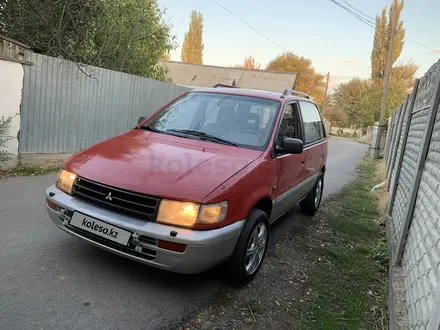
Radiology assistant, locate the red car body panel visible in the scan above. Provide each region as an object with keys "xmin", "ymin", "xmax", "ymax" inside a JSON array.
[
  {"xmin": 64, "ymin": 88, "xmax": 328, "ymax": 230},
  {"xmin": 64, "ymin": 129, "xmax": 262, "ymax": 203}
]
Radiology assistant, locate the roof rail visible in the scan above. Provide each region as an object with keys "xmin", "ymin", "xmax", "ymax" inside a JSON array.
[
  {"xmin": 282, "ymin": 89, "xmax": 310, "ymax": 99},
  {"xmin": 212, "ymin": 84, "xmax": 238, "ymax": 88}
]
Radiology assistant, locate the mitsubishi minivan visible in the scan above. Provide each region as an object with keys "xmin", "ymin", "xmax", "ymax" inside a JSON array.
[{"xmin": 45, "ymin": 86, "xmax": 327, "ymax": 285}]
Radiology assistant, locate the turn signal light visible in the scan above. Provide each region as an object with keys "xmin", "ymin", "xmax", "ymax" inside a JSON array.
[
  {"xmin": 158, "ymin": 240, "xmax": 187, "ymax": 253},
  {"xmin": 46, "ymin": 199, "xmax": 58, "ymax": 211}
]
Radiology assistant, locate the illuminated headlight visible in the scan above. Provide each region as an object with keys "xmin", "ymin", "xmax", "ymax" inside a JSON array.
[
  {"xmin": 157, "ymin": 200, "xmax": 228, "ymax": 227},
  {"xmin": 56, "ymin": 169, "xmax": 77, "ymax": 195}
]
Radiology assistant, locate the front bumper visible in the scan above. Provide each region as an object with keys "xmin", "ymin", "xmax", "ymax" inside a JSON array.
[{"xmin": 45, "ymin": 186, "xmax": 244, "ymax": 274}]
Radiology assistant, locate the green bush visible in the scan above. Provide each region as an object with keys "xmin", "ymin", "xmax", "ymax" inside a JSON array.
[{"xmin": 0, "ymin": 117, "xmax": 13, "ymax": 163}]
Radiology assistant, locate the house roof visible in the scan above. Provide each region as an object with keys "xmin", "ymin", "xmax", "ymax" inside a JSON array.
[{"xmin": 160, "ymin": 61, "xmax": 297, "ymax": 93}]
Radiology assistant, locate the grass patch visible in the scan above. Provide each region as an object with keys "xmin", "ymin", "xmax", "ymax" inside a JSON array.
[
  {"xmin": 375, "ymin": 160, "xmax": 389, "ymax": 217},
  {"xmin": 0, "ymin": 164, "xmax": 60, "ymax": 178},
  {"xmin": 292, "ymin": 158, "xmax": 388, "ymax": 330}
]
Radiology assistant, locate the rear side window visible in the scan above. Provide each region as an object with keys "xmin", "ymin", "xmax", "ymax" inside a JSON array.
[{"xmin": 299, "ymin": 101, "xmax": 325, "ymax": 145}]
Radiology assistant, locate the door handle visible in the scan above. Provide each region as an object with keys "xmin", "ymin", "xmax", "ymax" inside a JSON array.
[{"xmin": 301, "ymin": 159, "xmax": 305, "ymax": 166}]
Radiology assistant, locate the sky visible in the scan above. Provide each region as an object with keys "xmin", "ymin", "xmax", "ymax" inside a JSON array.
[{"xmin": 158, "ymin": 0, "xmax": 440, "ymax": 92}]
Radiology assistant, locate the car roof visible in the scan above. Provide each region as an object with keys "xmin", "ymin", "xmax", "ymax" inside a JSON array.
[{"xmin": 190, "ymin": 87, "xmax": 315, "ymax": 103}]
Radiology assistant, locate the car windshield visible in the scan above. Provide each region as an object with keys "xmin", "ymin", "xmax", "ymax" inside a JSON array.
[{"xmin": 145, "ymin": 92, "xmax": 281, "ymax": 150}]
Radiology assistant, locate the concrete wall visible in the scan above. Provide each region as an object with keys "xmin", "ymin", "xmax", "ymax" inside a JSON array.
[
  {"xmin": 330, "ymin": 126, "xmax": 364, "ymax": 138},
  {"xmin": 0, "ymin": 59, "xmax": 23, "ymax": 168},
  {"xmin": 385, "ymin": 58, "xmax": 440, "ymax": 329}
]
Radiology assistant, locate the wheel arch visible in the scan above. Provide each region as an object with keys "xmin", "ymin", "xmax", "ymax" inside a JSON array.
[{"xmin": 251, "ymin": 196, "xmax": 273, "ymax": 219}]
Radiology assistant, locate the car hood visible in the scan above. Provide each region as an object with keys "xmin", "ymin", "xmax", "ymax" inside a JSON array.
[{"xmin": 65, "ymin": 130, "xmax": 262, "ymax": 202}]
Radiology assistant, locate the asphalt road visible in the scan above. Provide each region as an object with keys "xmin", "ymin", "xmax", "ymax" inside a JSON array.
[{"xmin": 0, "ymin": 137, "xmax": 367, "ymax": 330}]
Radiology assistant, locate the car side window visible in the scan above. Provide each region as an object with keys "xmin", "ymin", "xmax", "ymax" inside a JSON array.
[
  {"xmin": 275, "ymin": 103, "xmax": 300, "ymax": 152},
  {"xmin": 299, "ymin": 101, "xmax": 325, "ymax": 145}
]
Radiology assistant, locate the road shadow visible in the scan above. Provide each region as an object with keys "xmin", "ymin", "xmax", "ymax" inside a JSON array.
[
  {"xmin": 65, "ymin": 238, "xmax": 222, "ymax": 286},
  {"xmin": 269, "ymin": 206, "xmax": 313, "ymax": 247}
]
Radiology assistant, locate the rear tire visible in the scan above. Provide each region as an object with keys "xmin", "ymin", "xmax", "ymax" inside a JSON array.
[
  {"xmin": 225, "ymin": 208, "xmax": 269, "ymax": 286},
  {"xmin": 300, "ymin": 173, "xmax": 324, "ymax": 216}
]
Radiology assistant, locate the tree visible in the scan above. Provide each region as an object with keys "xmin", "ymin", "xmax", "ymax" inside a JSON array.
[
  {"xmin": 329, "ymin": 0, "xmax": 417, "ymax": 129},
  {"xmin": 181, "ymin": 10, "xmax": 204, "ymax": 64},
  {"xmin": 331, "ymin": 77, "xmax": 407, "ymax": 128},
  {"xmin": 266, "ymin": 52, "xmax": 325, "ymax": 103},
  {"xmin": 0, "ymin": 0, "xmax": 174, "ymax": 81},
  {"xmin": 87, "ymin": 0, "xmax": 174, "ymax": 80},
  {"xmin": 241, "ymin": 55, "xmax": 261, "ymax": 69},
  {"xmin": 325, "ymin": 106, "xmax": 348, "ymax": 127},
  {"xmin": 371, "ymin": 0, "xmax": 405, "ymax": 81},
  {"xmin": 332, "ymin": 78, "xmax": 371, "ymax": 127},
  {"xmin": 0, "ymin": 0, "xmax": 102, "ymax": 64},
  {"xmin": 160, "ymin": 52, "xmax": 171, "ymax": 61},
  {"xmin": 392, "ymin": 60, "xmax": 419, "ymax": 90}
]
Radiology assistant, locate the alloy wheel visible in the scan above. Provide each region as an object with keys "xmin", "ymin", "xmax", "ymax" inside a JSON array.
[{"xmin": 245, "ymin": 222, "xmax": 267, "ymax": 275}]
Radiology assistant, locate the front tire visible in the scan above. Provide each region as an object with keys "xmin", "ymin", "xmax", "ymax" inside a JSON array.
[
  {"xmin": 300, "ymin": 173, "xmax": 324, "ymax": 216},
  {"xmin": 225, "ymin": 208, "xmax": 269, "ymax": 286}
]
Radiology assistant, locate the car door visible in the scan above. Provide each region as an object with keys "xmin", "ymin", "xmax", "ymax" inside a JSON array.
[
  {"xmin": 271, "ymin": 102, "xmax": 307, "ymax": 222},
  {"xmin": 298, "ymin": 101, "xmax": 326, "ymax": 189}
]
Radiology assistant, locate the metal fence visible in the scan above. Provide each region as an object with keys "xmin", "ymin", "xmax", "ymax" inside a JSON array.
[
  {"xmin": 384, "ymin": 58, "xmax": 440, "ymax": 330},
  {"xmin": 19, "ymin": 53, "xmax": 190, "ymax": 153}
]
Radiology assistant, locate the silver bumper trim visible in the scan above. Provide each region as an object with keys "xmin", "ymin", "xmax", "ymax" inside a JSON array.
[{"xmin": 45, "ymin": 186, "xmax": 244, "ymax": 274}]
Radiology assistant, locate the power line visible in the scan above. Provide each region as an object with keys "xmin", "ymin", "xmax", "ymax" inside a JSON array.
[
  {"xmin": 327, "ymin": 0, "xmax": 438, "ymax": 53},
  {"xmin": 328, "ymin": 0, "xmax": 375, "ymax": 29},
  {"xmin": 405, "ymin": 36, "xmax": 439, "ymax": 53},
  {"xmin": 357, "ymin": 66, "xmax": 371, "ymax": 78},
  {"xmin": 211, "ymin": 0, "xmax": 289, "ymax": 53},
  {"xmin": 340, "ymin": 0, "xmax": 375, "ymax": 22}
]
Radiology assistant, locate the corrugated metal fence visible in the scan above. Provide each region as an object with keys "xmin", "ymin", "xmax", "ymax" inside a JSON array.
[
  {"xmin": 384, "ymin": 58, "xmax": 440, "ymax": 329},
  {"xmin": 19, "ymin": 53, "xmax": 190, "ymax": 153}
]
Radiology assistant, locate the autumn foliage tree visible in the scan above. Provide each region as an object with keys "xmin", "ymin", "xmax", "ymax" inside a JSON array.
[
  {"xmin": 242, "ymin": 55, "xmax": 261, "ymax": 69},
  {"xmin": 329, "ymin": 0, "xmax": 418, "ymax": 129},
  {"xmin": 371, "ymin": 0, "xmax": 405, "ymax": 81},
  {"xmin": 392, "ymin": 60, "xmax": 418, "ymax": 90},
  {"xmin": 325, "ymin": 106, "xmax": 348, "ymax": 128},
  {"xmin": 181, "ymin": 10, "xmax": 204, "ymax": 64},
  {"xmin": 160, "ymin": 52, "xmax": 171, "ymax": 61},
  {"xmin": 331, "ymin": 76, "xmax": 410, "ymax": 128},
  {"xmin": 266, "ymin": 52, "xmax": 325, "ymax": 103}
]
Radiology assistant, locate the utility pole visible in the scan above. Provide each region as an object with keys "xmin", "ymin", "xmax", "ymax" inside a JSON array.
[
  {"xmin": 323, "ymin": 72, "xmax": 330, "ymax": 115},
  {"xmin": 372, "ymin": 3, "xmax": 398, "ymax": 158},
  {"xmin": 324, "ymin": 72, "xmax": 330, "ymax": 98}
]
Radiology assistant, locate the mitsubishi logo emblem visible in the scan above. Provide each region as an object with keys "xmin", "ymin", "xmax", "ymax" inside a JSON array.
[{"xmin": 105, "ymin": 192, "xmax": 113, "ymax": 201}]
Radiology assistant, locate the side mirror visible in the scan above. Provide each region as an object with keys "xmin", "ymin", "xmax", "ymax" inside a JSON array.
[
  {"xmin": 138, "ymin": 117, "xmax": 146, "ymax": 125},
  {"xmin": 281, "ymin": 138, "xmax": 303, "ymax": 154}
]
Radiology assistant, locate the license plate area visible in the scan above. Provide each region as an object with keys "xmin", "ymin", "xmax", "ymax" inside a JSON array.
[{"xmin": 69, "ymin": 212, "xmax": 132, "ymax": 246}]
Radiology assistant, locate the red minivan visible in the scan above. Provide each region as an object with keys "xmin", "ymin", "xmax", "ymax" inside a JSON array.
[{"xmin": 45, "ymin": 87, "xmax": 327, "ymax": 285}]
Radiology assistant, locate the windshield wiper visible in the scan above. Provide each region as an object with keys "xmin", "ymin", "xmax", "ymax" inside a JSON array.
[
  {"xmin": 168, "ymin": 129, "xmax": 238, "ymax": 147},
  {"xmin": 138, "ymin": 125, "xmax": 162, "ymax": 133}
]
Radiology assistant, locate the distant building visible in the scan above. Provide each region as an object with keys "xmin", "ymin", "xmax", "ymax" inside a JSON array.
[{"xmin": 160, "ymin": 61, "xmax": 297, "ymax": 93}]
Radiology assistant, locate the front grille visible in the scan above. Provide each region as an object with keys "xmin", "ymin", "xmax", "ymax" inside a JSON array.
[
  {"xmin": 72, "ymin": 177, "xmax": 160, "ymax": 221},
  {"xmin": 66, "ymin": 224, "xmax": 156, "ymax": 261}
]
